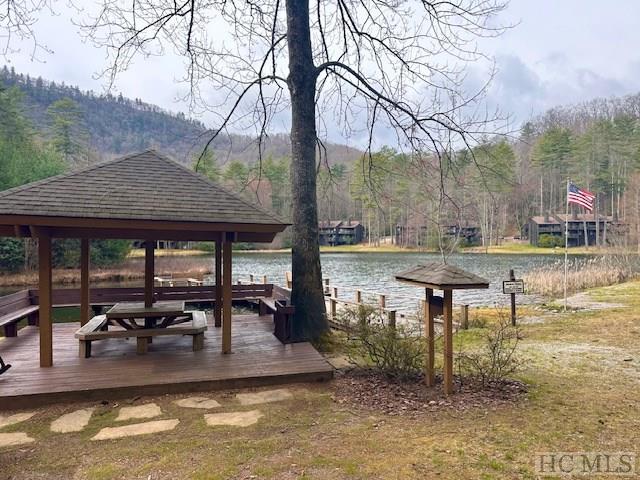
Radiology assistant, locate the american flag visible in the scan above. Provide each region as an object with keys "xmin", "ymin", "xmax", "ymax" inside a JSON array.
[{"xmin": 568, "ymin": 182, "xmax": 595, "ymax": 211}]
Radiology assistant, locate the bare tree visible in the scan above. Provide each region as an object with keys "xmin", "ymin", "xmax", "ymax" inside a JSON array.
[
  {"xmin": 0, "ymin": 0, "xmax": 508, "ymax": 340},
  {"xmin": 0, "ymin": 0, "xmax": 55, "ymax": 58}
]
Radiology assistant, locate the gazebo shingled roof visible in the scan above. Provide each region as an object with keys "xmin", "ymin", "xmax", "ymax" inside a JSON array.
[
  {"xmin": 395, "ymin": 263, "xmax": 489, "ymax": 290},
  {"xmin": 0, "ymin": 150, "xmax": 287, "ymax": 240}
]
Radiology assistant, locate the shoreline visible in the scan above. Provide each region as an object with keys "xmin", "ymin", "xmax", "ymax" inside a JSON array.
[
  {"xmin": 128, "ymin": 244, "xmax": 630, "ymax": 256},
  {"xmin": 0, "ymin": 244, "xmax": 632, "ymax": 288}
]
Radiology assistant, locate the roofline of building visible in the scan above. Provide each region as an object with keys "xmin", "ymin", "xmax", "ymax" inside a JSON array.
[{"xmin": 395, "ymin": 277, "xmax": 490, "ymax": 290}]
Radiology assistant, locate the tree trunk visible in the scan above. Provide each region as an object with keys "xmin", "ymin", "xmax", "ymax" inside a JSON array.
[{"xmin": 286, "ymin": 0, "xmax": 328, "ymax": 340}]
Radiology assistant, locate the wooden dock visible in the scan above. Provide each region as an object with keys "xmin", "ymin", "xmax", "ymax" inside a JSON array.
[{"xmin": 0, "ymin": 313, "xmax": 333, "ymax": 410}]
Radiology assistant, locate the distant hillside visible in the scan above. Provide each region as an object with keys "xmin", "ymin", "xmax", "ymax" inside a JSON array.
[{"xmin": 0, "ymin": 66, "xmax": 362, "ymax": 165}]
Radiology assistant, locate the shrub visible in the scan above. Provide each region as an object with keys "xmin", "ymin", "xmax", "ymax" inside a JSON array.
[
  {"xmin": 456, "ymin": 313, "xmax": 522, "ymax": 387},
  {"xmin": 52, "ymin": 239, "xmax": 131, "ymax": 268},
  {"xmin": 91, "ymin": 240, "xmax": 131, "ymax": 267},
  {"xmin": 53, "ymin": 239, "xmax": 80, "ymax": 267},
  {"xmin": 194, "ymin": 241, "xmax": 215, "ymax": 253},
  {"xmin": 0, "ymin": 238, "xmax": 25, "ymax": 272},
  {"xmin": 537, "ymin": 233, "xmax": 563, "ymax": 248},
  {"xmin": 337, "ymin": 304, "xmax": 426, "ymax": 380}
]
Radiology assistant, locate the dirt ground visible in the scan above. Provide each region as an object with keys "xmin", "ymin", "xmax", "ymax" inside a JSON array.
[{"xmin": 2, "ymin": 281, "xmax": 640, "ymax": 479}]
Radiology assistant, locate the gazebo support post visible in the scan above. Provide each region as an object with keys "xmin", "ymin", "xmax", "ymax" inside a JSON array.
[
  {"xmin": 38, "ymin": 234, "xmax": 53, "ymax": 367},
  {"xmin": 214, "ymin": 240, "xmax": 222, "ymax": 328},
  {"xmin": 424, "ymin": 288, "xmax": 435, "ymax": 387},
  {"xmin": 144, "ymin": 240, "xmax": 155, "ymax": 308},
  {"xmin": 222, "ymin": 236, "xmax": 233, "ymax": 354},
  {"xmin": 80, "ymin": 238, "xmax": 90, "ymax": 326},
  {"xmin": 443, "ymin": 289, "xmax": 453, "ymax": 395}
]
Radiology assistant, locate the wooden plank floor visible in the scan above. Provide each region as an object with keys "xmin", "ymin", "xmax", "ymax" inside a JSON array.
[{"xmin": 0, "ymin": 314, "xmax": 333, "ymax": 409}]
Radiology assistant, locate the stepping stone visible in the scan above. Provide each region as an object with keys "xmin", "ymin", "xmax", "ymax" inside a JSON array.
[
  {"xmin": 91, "ymin": 419, "xmax": 179, "ymax": 441},
  {"xmin": 236, "ymin": 388, "xmax": 293, "ymax": 406},
  {"xmin": 0, "ymin": 432, "xmax": 35, "ymax": 448},
  {"xmin": 204, "ymin": 410, "xmax": 263, "ymax": 427},
  {"xmin": 50, "ymin": 408, "xmax": 94, "ymax": 433},
  {"xmin": 0, "ymin": 412, "xmax": 36, "ymax": 430},
  {"xmin": 116, "ymin": 403, "xmax": 161, "ymax": 422},
  {"xmin": 174, "ymin": 397, "xmax": 221, "ymax": 409}
]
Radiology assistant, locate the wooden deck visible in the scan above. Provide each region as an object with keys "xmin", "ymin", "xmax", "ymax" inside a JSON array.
[{"xmin": 0, "ymin": 314, "xmax": 333, "ymax": 410}]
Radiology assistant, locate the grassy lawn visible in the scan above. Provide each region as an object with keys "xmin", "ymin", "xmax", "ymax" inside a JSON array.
[
  {"xmin": 319, "ymin": 244, "xmax": 430, "ymax": 253},
  {"xmin": 2, "ymin": 282, "xmax": 640, "ymax": 478},
  {"xmin": 462, "ymin": 243, "xmax": 598, "ymax": 255}
]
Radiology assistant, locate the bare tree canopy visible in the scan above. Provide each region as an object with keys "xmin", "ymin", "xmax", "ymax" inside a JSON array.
[
  {"xmin": 0, "ymin": 0, "xmax": 509, "ymax": 340},
  {"xmin": 0, "ymin": 0, "xmax": 56, "ymax": 57},
  {"xmin": 73, "ymin": 1, "xmax": 507, "ymax": 154}
]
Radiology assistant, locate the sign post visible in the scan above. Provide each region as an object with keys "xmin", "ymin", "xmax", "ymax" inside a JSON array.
[{"xmin": 503, "ymin": 269, "xmax": 524, "ymax": 326}]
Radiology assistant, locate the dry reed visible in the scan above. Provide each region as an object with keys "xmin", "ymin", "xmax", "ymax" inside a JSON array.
[
  {"xmin": 0, "ymin": 256, "xmax": 212, "ymax": 287},
  {"xmin": 523, "ymin": 255, "xmax": 639, "ymax": 297}
]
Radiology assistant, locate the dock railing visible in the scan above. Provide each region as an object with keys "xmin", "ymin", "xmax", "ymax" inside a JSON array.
[{"xmin": 240, "ymin": 272, "xmax": 469, "ymax": 331}]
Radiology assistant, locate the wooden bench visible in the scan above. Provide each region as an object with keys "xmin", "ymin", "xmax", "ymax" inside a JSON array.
[
  {"xmin": 259, "ymin": 298, "xmax": 295, "ymax": 344},
  {"xmin": 0, "ymin": 290, "xmax": 39, "ymax": 337},
  {"xmin": 75, "ymin": 311, "xmax": 208, "ymax": 358}
]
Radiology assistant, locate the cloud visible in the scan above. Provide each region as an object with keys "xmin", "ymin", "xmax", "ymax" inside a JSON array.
[{"xmin": 472, "ymin": 53, "xmax": 640, "ymax": 132}]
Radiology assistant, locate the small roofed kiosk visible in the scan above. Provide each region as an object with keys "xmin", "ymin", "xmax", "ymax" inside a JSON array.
[
  {"xmin": 0, "ymin": 150, "xmax": 288, "ymax": 367},
  {"xmin": 395, "ymin": 263, "xmax": 489, "ymax": 395}
]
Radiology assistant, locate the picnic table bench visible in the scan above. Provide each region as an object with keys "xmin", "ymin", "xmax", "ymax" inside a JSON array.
[
  {"xmin": 0, "ymin": 290, "xmax": 39, "ymax": 337},
  {"xmin": 75, "ymin": 310, "xmax": 207, "ymax": 358}
]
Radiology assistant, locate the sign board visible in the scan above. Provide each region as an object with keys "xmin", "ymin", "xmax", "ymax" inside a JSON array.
[{"xmin": 503, "ymin": 279, "xmax": 524, "ymax": 295}]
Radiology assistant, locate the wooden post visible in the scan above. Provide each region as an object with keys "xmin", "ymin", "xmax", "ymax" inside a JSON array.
[
  {"xmin": 80, "ymin": 238, "xmax": 90, "ymax": 326},
  {"xmin": 443, "ymin": 289, "xmax": 453, "ymax": 395},
  {"xmin": 144, "ymin": 240, "xmax": 154, "ymax": 308},
  {"xmin": 285, "ymin": 271, "xmax": 292, "ymax": 289},
  {"xmin": 38, "ymin": 234, "xmax": 53, "ymax": 367},
  {"xmin": 509, "ymin": 269, "xmax": 517, "ymax": 326},
  {"xmin": 355, "ymin": 289, "xmax": 362, "ymax": 304},
  {"xmin": 222, "ymin": 238, "xmax": 233, "ymax": 354},
  {"xmin": 461, "ymin": 304, "xmax": 469, "ymax": 330},
  {"xmin": 330, "ymin": 298, "xmax": 337, "ymax": 320},
  {"xmin": 388, "ymin": 310, "xmax": 396, "ymax": 329},
  {"xmin": 379, "ymin": 294, "xmax": 386, "ymax": 310},
  {"xmin": 324, "ymin": 278, "xmax": 330, "ymax": 294},
  {"xmin": 214, "ymin": 241, "xmax": 222, "ymax": 327},
  {"xmin": 262, "ymin": 275, "xmax": 268, "ymax": 284},
  {"xmin": 424, "ymin": 289, "xmax": 435, "ymax": 387},
  {"xmin": 332, "ymin": 286, "xmax": 338, "ymax": 298}
]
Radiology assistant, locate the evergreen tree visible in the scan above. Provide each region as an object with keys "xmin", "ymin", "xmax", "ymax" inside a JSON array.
[
  {"xmin": 47, "ymin": 97, "xmax": 87, "ymax": 164},
  {"xmin": 193, "ymin": 149, "xmax": 220, "ymax": 182}
]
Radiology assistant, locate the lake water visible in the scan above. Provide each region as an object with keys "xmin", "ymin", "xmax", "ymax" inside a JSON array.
[
  {"xmin": 0, "ymin": 251, "xmax": 576, "ymax": 312},
  {"xmin": 227, "ymin": 252, "xmax": 572, "ymax": 310}
]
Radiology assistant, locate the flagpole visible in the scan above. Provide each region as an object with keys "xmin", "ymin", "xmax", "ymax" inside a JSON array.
[{"xmin": 564, "ymin": 179, "xmax": 570, "ymax": 311}]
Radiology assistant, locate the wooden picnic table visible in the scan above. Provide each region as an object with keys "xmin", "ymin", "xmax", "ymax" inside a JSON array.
[
  {"xmin": 76, "ymin": 309, "xmax": 208, "ymax": 357},
  {"xmin": 106, "ymin": 300, "xmax": 190, "ymax": 329}
]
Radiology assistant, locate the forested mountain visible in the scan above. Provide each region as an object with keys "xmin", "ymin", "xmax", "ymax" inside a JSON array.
[
  {"xmin": 0, "ymin": 66, "xmax": 361, "ymax": 165},
  {"xmin": 3, "ymin": 65, "xmax": 640, "ymax": 252}
]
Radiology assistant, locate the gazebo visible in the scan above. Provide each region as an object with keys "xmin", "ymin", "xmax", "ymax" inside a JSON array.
[
  {"xmin": 395, "ymin": 263, "xmax": 489, "ymax": 394},
  {"xmin": 0, "ymin": 150, "xmax": 288, "ymax": 368}
]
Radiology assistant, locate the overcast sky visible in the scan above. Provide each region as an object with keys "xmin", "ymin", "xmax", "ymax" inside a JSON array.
[{"xmin": 4, "ymin": 0, "xmax": 640, "ymax": 146}]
